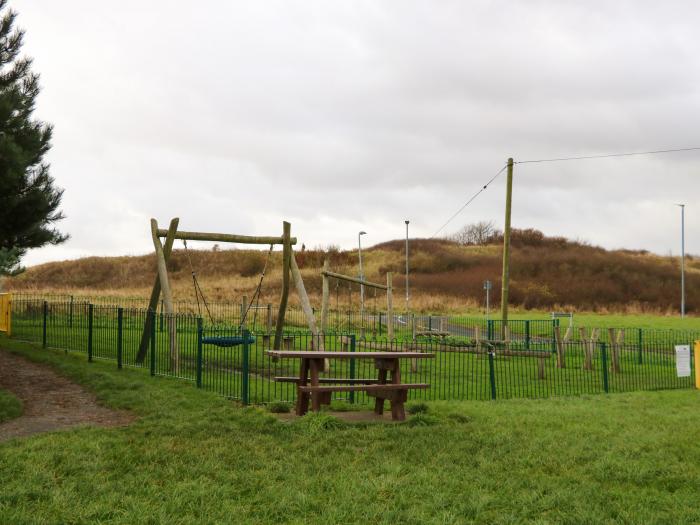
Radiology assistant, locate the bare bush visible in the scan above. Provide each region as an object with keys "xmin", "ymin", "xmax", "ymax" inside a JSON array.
[{"xmin": 450, "ymin": 221, "xmax": 501, "ymax": 246}]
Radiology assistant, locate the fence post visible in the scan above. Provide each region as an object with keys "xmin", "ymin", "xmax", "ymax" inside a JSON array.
[
  {"xmin": 487, "ymin": 319, "xmax": 494, "ymax": 341},
  {"xmin": 488, "ymin": 351, "xmax": 497, "ymax": 400},
  {"xmin": 551, "ymin": 319, "xmax": 558, "ymax": 354},
  {"xmin": 601, "ymin": 342, "xmax": 609, "ymax": 393},
  {"xmin": 378, "ymin": 312, "xmax": 383, "ymax": 336},
  {"xmin": 428, "ymin": 315, "xmax": 432, "ymax": 331},
  {"xmin": 69, "ymin": 295, "xmax": 74, "ymax": 329},
  {"xmin": 42, "ymin": 300, "xmax": 48, "ymax": 348},
  {"xmin": 196, "ymin": 317, "xmax": 203, "ymax": 388},
  {"xmin": 87, "ymin": 304, "xmax": 94, "ymax": 362},
  {"xmin": 149, "ymin": 310, "xmax": 156, "ymax": 376},
  {"xmin": 117, "ymin": 307, "xmax": 123, "ymax": 369},
  {"xmin": 637, "ymin": 328, "xmax": 643, "ymax": 365},
  {"xmin": 241, "ymin": 329, "xmax": 250, "ymax": 405},
  {"xmin": 525, "ymin": 320, "xmax": 531, "ymax": 350},
  {"xmin": 349, "ymin": 334, "xmax": 356, "ymax": 404}
]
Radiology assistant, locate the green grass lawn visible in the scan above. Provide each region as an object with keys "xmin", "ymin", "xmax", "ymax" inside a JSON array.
[
  {"xmin": 1, "ymin": 336, "xmax": 700, "ymax": 524},
  {"xmin": 0, "ymin": 388, "xmax": 21, "ymax": 423}
]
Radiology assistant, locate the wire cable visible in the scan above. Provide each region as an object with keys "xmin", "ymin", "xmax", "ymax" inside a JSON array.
[
  {"xmin": 431, "ymin": 145, "xmax": 699, "ymax": 239},
  {"xmin": 516, "ymin": 146, "xmax": 700, "ymax": 164},
  {"xmin": 430, "ymin": 163, "xmax": 508, "ymax": 238}
]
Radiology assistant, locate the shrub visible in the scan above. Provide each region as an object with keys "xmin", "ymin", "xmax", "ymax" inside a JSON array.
[
  {"xmin": 295, "ymin": 412, "xmax": 346, "ymax": 434},
  {"xmin": 406, "ymin": 402, "xmax": 429, "ymax": 415},
  {"xmin": 267, "ymin": 401, "xmax": 292, "ymax": 414}
]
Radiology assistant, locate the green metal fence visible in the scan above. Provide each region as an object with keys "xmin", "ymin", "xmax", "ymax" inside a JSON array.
[{"xmin": 7, "ymin": 297, "xmax": 697, "ymax": 405}]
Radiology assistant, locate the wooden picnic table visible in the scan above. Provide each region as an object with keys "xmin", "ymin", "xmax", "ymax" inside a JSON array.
[{"xmin": 266, "ymin": 351, "xmax": 435, "ymax": 421}]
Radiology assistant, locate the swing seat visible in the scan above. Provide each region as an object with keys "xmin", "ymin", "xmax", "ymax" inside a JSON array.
[{"xmin": 201, "ymin": 335, "xmax": 256, "ymax": 347}]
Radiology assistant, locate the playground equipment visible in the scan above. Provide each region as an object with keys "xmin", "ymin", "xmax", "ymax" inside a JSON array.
[
  {"xmin": 136, "ymin": 218, "xmax": 298, "ymax": 369},
  {"xmin": 319, "ymin": 259, "xmax": 394, "ymax": 339},
  {"xmin": 137, "ymin": 218, "xmax": 325, "ymax": 372},
  {"xmin": 182, "ymin": 239, "xmax": 273, "ymax": 347},
  {"xmin": 0, "ymin": 293, "xmax": 11, "ymax": 336}
]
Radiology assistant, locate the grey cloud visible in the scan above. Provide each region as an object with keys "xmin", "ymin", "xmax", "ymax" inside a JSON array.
[{"xmin": 10, "ymin": 0, "xmax": 700, "ymax": 265}]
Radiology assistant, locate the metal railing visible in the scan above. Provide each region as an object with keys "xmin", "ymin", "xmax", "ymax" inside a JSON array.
[{"xmin": 7, "ymin": 297, "xmax": 696, "ymax": 405}]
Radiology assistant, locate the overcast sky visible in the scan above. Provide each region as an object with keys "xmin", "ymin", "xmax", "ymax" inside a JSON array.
[{"xmin": 12, "ymin": 0, "xmax": 700, "ymax": 265}]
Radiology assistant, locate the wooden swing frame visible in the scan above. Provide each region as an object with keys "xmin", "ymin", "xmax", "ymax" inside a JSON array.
[{"xmin": 135, "ymin": 218, "xmax": 298, "ymax": 370}]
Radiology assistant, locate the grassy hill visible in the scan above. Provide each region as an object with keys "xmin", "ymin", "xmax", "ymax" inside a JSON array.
[{"xmin": 3, "ymin": 229, "xmax": 697, "ymax": 314}]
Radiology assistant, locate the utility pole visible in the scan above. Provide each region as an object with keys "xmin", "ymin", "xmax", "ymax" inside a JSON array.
[
  {"xmin": 677, "ymin": 204, "xmax": 686, "ymax": 318},
  {"xmin": 500, "ymin": 157, "xmax": 514, "ymax": 334},
  {"xmin": 405, "ymin": 220, "xmax": 410, "ymax": 312}
]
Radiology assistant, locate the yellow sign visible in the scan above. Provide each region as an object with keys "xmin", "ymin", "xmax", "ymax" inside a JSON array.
[{"xmin": 0, "ymin": 293, "xmax": 11, "ymax": 337}]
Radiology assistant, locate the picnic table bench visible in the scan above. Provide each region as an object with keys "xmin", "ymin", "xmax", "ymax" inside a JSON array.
[{"xmin": 266, "ymin": 351, "xmax": 435, "ymax": 421}]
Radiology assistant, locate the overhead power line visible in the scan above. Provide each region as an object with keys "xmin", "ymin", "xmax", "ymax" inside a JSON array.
[
  {"xmin": 431, "ymin": 163, "xmax": 508, "ymax": 238},
  {"xmin": 430, "ymin": 145, "xmax": 700, "ymax": 239},
  {"xmin": 516, "ymin": 146, "xmax": 700, "ymax": 164}
]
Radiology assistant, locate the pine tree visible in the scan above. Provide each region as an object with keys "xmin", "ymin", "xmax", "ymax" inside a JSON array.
[{"xmin": 0, "ymin": 0, "xmax": 66, "ymax": 276}]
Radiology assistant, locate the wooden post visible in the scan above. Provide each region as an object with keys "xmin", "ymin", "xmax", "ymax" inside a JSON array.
[
  {"xmin": 411, "ymin": 314, "xmax": 416, "ymax": 341},
  {"xmin": 274, "ymin": 221, "xmax": 291, "ymax": 350},
  {"xmin": 579, "ymin": 328, "xmax": 591, "ymax": 370},
  {"xmin": 591, "ymin": 329, "xmax": 600, "ymax": 372},
  {"xmin": 137, "ymin": 217, "xmax": 179, "ymax": 363},
  {"xmin": 290, "ymin": 252, "xmax": 328, "ymax": 369},
  {"xmin": 554, "ymin": 325, "xmax": 566, "ymax": 368},
  {"xmin": 537, "ymin": 356, "xmax": 546, "ymax": 380},
  {"xmin": 320, "ymin": 259, "xmax": 330, "ymax": 334},
  {"xmin": 240, "ymin": 295, "xmax": 248, "ymax": 328},
  {"xmin": 386, "ymin": 272, "xmax": 394, "ymax": 340},
  {"xmin": 150, "ymin": 219, "xmax": 179, "ymax": 374},
  {"xmin": 290, "ymin": 253, "xmax": 324, "ymax": 349},
  {"xmin": 608, "ymin": 328, "xmax": 621, "ymax": 373},
  {"xmin": 500, "ymin": 157, "xmax": 514, "ymax": 338},
  {"xmin": 563, "ymin": 325, "xmax": 573, "ymax": 342}
]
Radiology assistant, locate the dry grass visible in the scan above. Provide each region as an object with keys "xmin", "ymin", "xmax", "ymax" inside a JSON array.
[{"xmin": 3, "ymin": 231, "xmax": 696, "ymax": 314}]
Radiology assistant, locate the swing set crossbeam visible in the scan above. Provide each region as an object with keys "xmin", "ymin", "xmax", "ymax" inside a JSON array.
[
  {"xmin": 156, "ymin": 229, "xmax": 297, "ymax": 245},
  {"xmin": 321, "ymin": 270, "xmax": 388, "ymax": 290}
]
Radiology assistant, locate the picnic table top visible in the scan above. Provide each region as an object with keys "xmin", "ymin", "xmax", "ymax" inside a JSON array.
[{"xmin": 265, "ymin": 350, "xmax": 435, "ymax": 359}]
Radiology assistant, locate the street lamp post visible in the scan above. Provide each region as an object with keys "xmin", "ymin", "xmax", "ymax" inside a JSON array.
[
  {"xmin": 405, "ymin": 220, "xmax": 410, "ymax": 312},
  {"xmin": 358, "ymin": 231, "xmax": 367, "ymax": 325},
  {"xmin": 484, "ymin": 280, "xmax": 492, "ymax": 319},
  {"xmin": 677, "ymin": 204, "xmax": 686, "ymax": 318}
]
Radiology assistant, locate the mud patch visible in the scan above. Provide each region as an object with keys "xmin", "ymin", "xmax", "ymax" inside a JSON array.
[{"xmin": 0, "ymin": 350, "xmax": 135, "ymax": 442}]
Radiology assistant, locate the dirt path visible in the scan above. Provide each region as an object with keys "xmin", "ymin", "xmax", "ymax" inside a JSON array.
[{"xmin": 0, "ymin": 350, "xmax": 135, "ymax": 442}]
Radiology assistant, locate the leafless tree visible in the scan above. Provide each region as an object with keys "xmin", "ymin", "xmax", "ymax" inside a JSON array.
[{"xmin": 450, "ymin": 221, "xmax": 501, "ymax": 246}]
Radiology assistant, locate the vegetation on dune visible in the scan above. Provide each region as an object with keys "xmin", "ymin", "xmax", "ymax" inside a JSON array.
[
  {"xmin": 1, "ymin": 338, "xmax": 700, "ymax": 523},
  {"xmin": 5, "ymin": 227, "xmax": 692, "ymax": 314}
]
